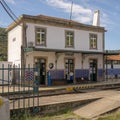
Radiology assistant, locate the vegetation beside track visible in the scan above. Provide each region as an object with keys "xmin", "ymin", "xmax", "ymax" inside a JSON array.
[{"xmin": 11, "ymin": 109, "xmax": 120, "ymax": 120}]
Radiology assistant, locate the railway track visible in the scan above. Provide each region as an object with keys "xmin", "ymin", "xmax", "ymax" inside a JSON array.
[{"xmin": 1, "ymin": 83, "xmax": 120, "ymax": 101}]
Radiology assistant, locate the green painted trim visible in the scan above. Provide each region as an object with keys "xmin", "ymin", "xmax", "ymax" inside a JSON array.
[{"xmin": 32, "ymin": 47, "xmax": 104, "ymax": 54}]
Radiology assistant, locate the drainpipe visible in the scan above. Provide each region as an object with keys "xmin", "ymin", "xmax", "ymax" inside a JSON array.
[
  {"xmin": 21, "ymin": 22, "xmax": 27, "ymax": 84},
  {"xmin": 105, "ymin": 53, "xmax": 108, "ymax": 81}
]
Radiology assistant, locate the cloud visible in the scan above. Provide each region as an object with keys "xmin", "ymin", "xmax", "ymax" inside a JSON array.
[
  {"xmin": 100, "ymin": 12, "xmax": 114, "ymax": 29},
  {"xmin": 6, "ymin": 0, "xmax": 15, "ymax": 4},
  {"xmin": 46, "ymin": 0, "xmax": 92, "ymax": 24}
]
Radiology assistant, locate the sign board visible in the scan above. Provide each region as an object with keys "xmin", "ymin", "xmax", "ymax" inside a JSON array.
[{"xmin": 23, "ymin": 48, "xmax": 33, "ymax": 52}]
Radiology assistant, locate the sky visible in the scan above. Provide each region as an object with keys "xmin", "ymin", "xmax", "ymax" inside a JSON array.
[{"xmin": 0, "ymin": 0, "xmax": 120, "ymax": 50}]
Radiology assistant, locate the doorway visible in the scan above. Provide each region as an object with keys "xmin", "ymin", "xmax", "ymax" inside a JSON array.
[
  {"xmin": 35, "ymin": 58, "xmax": 46, "ymax": 85},
  {"xmin": 65, "ymin": 59, "xmax": 74, "ymax": 83},
  {"xmin": 89, "ymin": 59, "xmax": 97, "ymax": 82}
]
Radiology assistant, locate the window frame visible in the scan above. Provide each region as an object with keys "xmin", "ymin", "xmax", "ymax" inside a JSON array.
[
  {"xmin": 35, "ymin": 27, "xmax": 47, "ymax": 46},
  {"xmin": 65, "ymin": 30, "xmax": 74, "ymax": 48},
  {"xmin": 89, "ymin": 33, "xmax": 97, "ymax": 49}
]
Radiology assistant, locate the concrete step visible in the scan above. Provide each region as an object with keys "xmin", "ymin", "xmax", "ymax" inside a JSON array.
[{"xmin": 73, "ymin": 94, "xmax": 120, "ymax": 119}]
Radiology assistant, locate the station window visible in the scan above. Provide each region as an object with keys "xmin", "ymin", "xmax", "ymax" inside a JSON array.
[
  {"xmin": 89, "ymin": 33, "xmax": 97, "ymax": 49},
  {"xmin": 35, "ymin": 27, "xmax": 46, "ymax": 46},
  {"xmin": 65, "ymin": 31, "xmax": 74, "ymax": 48}
]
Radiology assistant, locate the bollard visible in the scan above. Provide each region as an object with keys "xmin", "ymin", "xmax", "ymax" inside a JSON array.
[
  {"xmin": 33, "ymin": 79, "xmax": 39, "ymax": 93},
  {"xmin": 47, "ymin": 71, "xmax": 51, "ymax": 86},
  {"xmin": 0, "ymin": 96, "xmax": 10, "ymax": 120}
]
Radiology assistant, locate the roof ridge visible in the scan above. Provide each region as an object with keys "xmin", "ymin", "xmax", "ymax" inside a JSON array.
[{"xmin": 35, "ymin": 14, "xmax": 79, "ymax": 24}]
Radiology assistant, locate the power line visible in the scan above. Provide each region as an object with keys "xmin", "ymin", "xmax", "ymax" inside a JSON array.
[
  {"xmin": 2, "ymin": 0, "xmax": 18, "ymax": 19},
  {"xmin": 0, "ymin": 0, "xmax": 21, "ymax": 26},
  {"xmin": 0, "ymin": 0, "xmax": 16, "ymax": 22}
]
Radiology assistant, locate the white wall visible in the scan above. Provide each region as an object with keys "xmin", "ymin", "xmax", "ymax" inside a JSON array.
[
  {"xmin": 25, "ymin": 51, "xmax": 56, "ymax": 69},
  {"xmin": 8, "ymin": 25, "xmax": 22, "ymax": 65},
  {"xmin": 26, "ymin": 23, "xmax": 104, "ymax": 52},
  {"xmin": 0, "ymin": 62, "xmax": 12, "ymax": 85},
  {"xmin": 82, "ymin": 54, "xmax": 103, "ymax": 69},
  {"xmin": 25, "ymin": 51, "xmax": 103, "ymax": 70},
  {"xmin": 75, "ymin": 30, "xmax": 103, "ymax": 51}
]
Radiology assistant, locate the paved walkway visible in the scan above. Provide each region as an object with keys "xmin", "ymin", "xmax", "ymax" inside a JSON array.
[
  {"xmin": 10, "ymin": 90, "xmax": 120, "ymax": 109},
  {"xmin": 73, "ymin": 92, "xmax": 120, "ymax": 119},
  {"xmin": 1, "ymin": 79, "xmax": 119, "ymax": 119}
]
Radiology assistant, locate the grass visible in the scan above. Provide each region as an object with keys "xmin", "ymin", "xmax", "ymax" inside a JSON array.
[
  {"xmin": 11, "ymin": 109, "xmax": 89, "ymax": 120},
  {"xmin": 11, "ymin": 109, "xmax": 120, "ymax": 120},
  {"xmin": 98, "ymin": 109, "xmax": 120, "ymax": 120}
]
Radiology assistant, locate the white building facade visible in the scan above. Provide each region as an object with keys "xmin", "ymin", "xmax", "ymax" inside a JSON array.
[{"xmin": 7, "ymin": 14, "xmax": 106, "ymax": 86}]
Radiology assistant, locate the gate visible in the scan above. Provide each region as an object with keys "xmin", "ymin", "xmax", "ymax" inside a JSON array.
[{"xmin": 0, "ymin": 64, "xmax": 40, "ymax": 119}]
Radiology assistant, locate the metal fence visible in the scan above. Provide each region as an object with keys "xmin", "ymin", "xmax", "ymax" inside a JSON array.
[
  {"xmin": 0, "ymin": 62, "xmax": 120, "ymax": 118},
  {"xmin": 0, "ymin": 64, "xmax": 40, "ymax": 118}
]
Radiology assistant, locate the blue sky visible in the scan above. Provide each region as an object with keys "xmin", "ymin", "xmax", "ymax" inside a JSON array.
[{"xmin": 0, "ymin": 0, "xmax": 119, "ymax": 50}]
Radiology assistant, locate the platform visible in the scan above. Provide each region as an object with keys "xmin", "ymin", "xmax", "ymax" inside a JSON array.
[{"xmin": 73, "ymin": 93, "xmax": 120, "ymax": 119}]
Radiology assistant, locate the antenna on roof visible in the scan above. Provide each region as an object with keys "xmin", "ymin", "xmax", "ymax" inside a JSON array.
[{"xmin": 70, "ymin": 1, "xmax": 73, "ymax": 21}]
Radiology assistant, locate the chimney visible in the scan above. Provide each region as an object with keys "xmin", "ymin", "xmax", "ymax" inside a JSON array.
[{"xmin": 93, "ymin": 10, "xmax": 100, "ymax": 26}]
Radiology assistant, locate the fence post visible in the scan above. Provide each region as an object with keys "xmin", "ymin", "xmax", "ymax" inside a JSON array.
[{"xmin": 2, "ymin": 64, "xmax": 4, "ymax": 94}]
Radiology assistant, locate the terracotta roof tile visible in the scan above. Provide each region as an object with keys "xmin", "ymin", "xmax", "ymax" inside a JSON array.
[
  {"xmin": 107, "ymin": 55, "xmax": 120, "ymax": 60},
  {"xmin": 35, "ymin": 15, "xmax": 81, "ymax": 24}
]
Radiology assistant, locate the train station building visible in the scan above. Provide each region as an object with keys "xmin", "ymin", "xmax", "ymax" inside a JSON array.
[{"xmin": 7, "ymin": 11, "xmax": 106, "ymax": 86}]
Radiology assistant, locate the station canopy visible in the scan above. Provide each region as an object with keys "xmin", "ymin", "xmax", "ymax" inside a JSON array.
[{"xmin": 105, "ymin": 50, "xmax": 120, "ymax": 61}]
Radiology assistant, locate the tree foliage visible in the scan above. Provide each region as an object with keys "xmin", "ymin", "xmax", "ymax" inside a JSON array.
[{"xmin": 0, "ymin": 27, "xmax": 7, "ymax": 61}]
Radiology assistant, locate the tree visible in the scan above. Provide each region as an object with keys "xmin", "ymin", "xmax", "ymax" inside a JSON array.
[{"xmin": 0, "ymin": 27, "xmax": 7, "ymax": 61}]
